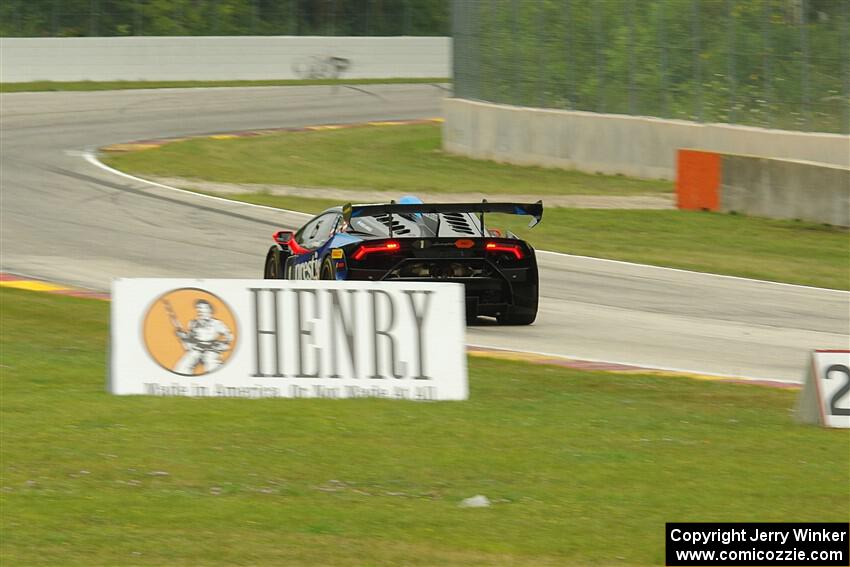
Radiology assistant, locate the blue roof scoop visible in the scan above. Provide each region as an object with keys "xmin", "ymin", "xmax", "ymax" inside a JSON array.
[{"xmin": 398, "ymin": 195, "xmax": 423, "ymax": 219}]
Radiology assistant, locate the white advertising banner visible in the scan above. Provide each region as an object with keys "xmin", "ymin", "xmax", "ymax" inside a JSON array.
[{"xmin": 110, "ymin": 279, "xmax": 467, "ymax": 401}]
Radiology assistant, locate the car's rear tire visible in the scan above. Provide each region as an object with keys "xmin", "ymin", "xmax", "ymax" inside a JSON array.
[
  {"xmin": 498, "ymin": 283, "xmax": 538, "ymax": 325},
  {"xmin": 264, "ymin": 247, "xmax": 286, "ymax": 279},
  {"xmin": 320, "ymin": 259, "xmax": 335, "ymax": 280},
  {"xmin": 498, "ymin": 306, "xmax": 537, "ymax": 325}
]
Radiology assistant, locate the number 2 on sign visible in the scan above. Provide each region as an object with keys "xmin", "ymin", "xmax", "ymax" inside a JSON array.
[{"xmin": 825, "ymin": 364, "xmax": 850, "ymax": 416}]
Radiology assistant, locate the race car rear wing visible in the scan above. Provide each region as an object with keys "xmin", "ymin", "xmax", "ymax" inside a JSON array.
[{"xmin": 342, "ymin": 200, "xmax": 544, "ymax": 231}]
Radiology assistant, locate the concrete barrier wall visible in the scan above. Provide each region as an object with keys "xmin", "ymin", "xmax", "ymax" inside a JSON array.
[
  {"xmin": 0, "ymin": 36, "xmax": 451, "ymax": 82},
  {"xmin": 676, "ymin": 149, "xmax": 850, "ymax": 226},
  {"xmin": 443, "ymin": 98, "xmax": 850, "ymax": 180},
  {"xmin": 721, "ymin": 156, "xmax": 850, "ymax": 227}
]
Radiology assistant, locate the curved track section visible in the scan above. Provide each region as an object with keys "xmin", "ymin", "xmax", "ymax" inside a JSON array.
[{"xmin": 2, "ymin": 85, "xmax": 847, "ymax": 382}]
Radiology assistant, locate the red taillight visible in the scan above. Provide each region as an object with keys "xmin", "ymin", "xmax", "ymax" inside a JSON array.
[
  {"xmin": 455, "ymin": 239, "xmax": 475, "ymax": 249},
  {"xmin": 352, "ymin": 240, "xmax": 400, "ymax": 261},
  {"xmin": 485, "ymin": 241, "xmax": 524, "ymax": 260}
]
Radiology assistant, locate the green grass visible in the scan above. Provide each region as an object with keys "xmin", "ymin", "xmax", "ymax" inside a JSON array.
[
  {"xmin": 2, "ymin": 287, "xmax": 848, "ymax": 566},
  {"xmin": 199, "ymin": 192, "xmax": 850, "ymax": 290},
  {"xmin": 103, "ymin": 123, "xmax": 671, "ymax": 196},
  {"xmin": 0, "ymin": 78, "xmax": 450, "ymax": 93}
]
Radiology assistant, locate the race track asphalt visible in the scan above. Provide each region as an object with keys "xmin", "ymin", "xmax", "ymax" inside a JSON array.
[{"xmin": 2, "ymin": 84, "xmax": 847, "ymax": 382}]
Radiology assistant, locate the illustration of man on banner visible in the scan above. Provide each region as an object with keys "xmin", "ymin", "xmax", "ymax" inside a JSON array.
[{"xmin": 164, "ymin": 298, "xmax": 233, "ymax": 375}]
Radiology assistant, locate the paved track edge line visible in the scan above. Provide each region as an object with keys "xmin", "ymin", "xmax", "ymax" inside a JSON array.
[
  {"xmin": 466, "ymin": 342, "xmax": 801, "ymax": 387},
  {"xmin": 83, "ymin": 151, "xmax": 312, "ymax": 220}
]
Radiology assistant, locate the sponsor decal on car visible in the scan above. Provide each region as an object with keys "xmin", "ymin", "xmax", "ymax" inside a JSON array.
[{"xmin": 291, "ymin": 254, "xmax": 321, "ymax": 280}]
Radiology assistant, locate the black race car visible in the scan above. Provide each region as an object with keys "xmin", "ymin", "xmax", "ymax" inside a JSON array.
[{"xmin": 263, "ymin": 199, "xmax": 543, "ymax": 325}]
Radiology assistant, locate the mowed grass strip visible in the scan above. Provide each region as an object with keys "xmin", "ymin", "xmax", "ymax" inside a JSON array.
[
  {"xmin": 199, "ymin": 192, "xmax": 850, "ymax": 290},
  {"xmin": 0, "ymin": 78, "xmax": 450, "ymax": 93},
  {"xmin": 103, "ymin": 123, "xmax": 671, "ymax": 196},
  {"xmin": 2, "ymin": 287, "xmax": 847, "ymax": 566}
]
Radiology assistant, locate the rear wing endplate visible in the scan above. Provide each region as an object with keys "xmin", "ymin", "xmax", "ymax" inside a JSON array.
[{"xmin": 342, "ymin": 200, "xmax": 544, "ymax": 229}]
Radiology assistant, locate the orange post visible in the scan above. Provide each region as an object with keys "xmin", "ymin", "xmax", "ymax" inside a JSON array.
[{"xmin": 676, "ymin": 149, "xmax": 721, "ymax": 211}]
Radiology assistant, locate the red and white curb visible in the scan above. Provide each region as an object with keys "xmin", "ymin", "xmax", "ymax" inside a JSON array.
[
  {"xmin": 0, "ymin": 272, "xmax": 110, "ymax": 301},
  {"xmin": 100, "ymin": 118, "xmax": 444, "ymax": 153}
]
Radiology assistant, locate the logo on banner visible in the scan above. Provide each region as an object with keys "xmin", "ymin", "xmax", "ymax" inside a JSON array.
[{"xmin": 143, "ymin": 288, "xmax": 238, "ymax": 376}]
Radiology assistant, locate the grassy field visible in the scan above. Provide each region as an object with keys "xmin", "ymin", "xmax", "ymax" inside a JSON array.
[
  {"xmin": 195, "ymin": 192, "xmax": 850, "ymax": 291},
  {"xmin": 103, "ymin": 123, "xmax": 671, "ymax": 196},
  {"xmin": 2, "ymin": 287, "xmax": 848, "ymax": 566},
  {"xmin": 0, "ymin": 78, "xmax": 450, "ymax": 93}
]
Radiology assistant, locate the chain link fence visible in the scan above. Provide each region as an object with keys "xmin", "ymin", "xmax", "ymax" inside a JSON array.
[
  {"xmin": 453, "ymin": 0, "xmax": 849, "ymax": 134},
  {"xmin": 0, "ymin": 0, "xmax": 449, "ymax": 38}
]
